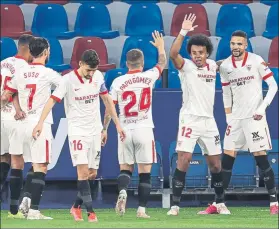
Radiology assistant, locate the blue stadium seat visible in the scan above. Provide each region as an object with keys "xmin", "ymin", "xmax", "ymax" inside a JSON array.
[
  {"xmin": 216, "ymin": 4, "xmax": 255, "ymax": 38},
  {"xmin": 74, "ymin": 4, "xmax": 119, "ymax": 39},
  {"xmin": 46, "ymin": 39, "xmax": 71, "ymax": 72},
  {"xmin": 129, "ymin": 141, "xmax": 164, "ymax": 190},
  {"xmin": 260, "ymin": 0, "xmax": 278, "ymax": 5},
  {"xmin": 168, "ymin": 0, "xmax": 206, "ymax": 4},
  {"xmin": 263, "ymin": 68, "xmax": 278, "ymax": 89},
  {"xmin": 122, "ymin": 0, "xmax": 159, "ymax": 3},
  {"xmin": 125, "ymin": 3, "xmax": 164, "ymax": 37},
  {"xmin": 268, "ymin": 139, "xmax": 278, "ymax": 186},
  {"xmin": 216, "ymin": 37, "xmax": 253, "ymax": 61},
  {"xmin": 0, "ymin": 0, "xmax": 23, "ymax": 4},
  {"xmin": 120, "ymin": 37, "xmax": 158, "ymax": 70},
  {"xmin": 263, "ymin": 4, "xmax": 278, "ymax": 39},
  {"xmin": 169, "ymin": 141, "xmax": 209, "ymax": 189},
  {"xmin": 216, "ymin": 72, "xmax": 222, "ymax": 89},
  {"xmin": 168, "ymin": 68, "xmax": 181, "ymax": 89},
  {"xmin": 105, "ymin": 68, "xmax": 128, "ymax": 89},
  {"xmin": 31, "ymin": 4, "xmax": 76, "ymax": 39},
  {"xmin": 0, "ymin": 37, "xmax": 17, "ymax": 61},
  {"xmin": 230, "ymin": 152, "xmax": 257, "ymax": 188}
]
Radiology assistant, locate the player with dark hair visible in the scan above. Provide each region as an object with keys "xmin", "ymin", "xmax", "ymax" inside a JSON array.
[
  {"xmin": 1, "ymin": 37, "xmax": 64, "ymax": 220},
  {"xmin": 220, "ymin": 30, "xmax": 278, "ymax": 214},
  {"xmin": 167, "ymin": 14, "xmax": 230, "ymax": 215},
  {"xmin": 0, "ymin": 34, "xmax": 34, "ymax": 219},
  {"xmin": 32, "ymin": 49, "xmax": 125, "ymax": 222}
]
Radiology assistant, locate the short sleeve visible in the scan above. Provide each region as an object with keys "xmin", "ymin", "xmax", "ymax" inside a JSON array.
[
  {"xmin": 143, "ymin": 66, "xmax": 162, "ymax": 81},
  {"xmin": 256, "ymin": 55, "xmax": 273, "ymax": 81},
  {"xmin": 109, "ymin": 81, "xmax": 118, "ymax": 103},
  {"xmin": 50, "ymin": 74, "xmax": 67, "ymax": 103},
  {"xmin": 219, "ymin": 65, "xmax": 230, "ymax": 86},
  {"xmin": 6, "ymin": 73, "xmax": 18, "ymax": 93}
]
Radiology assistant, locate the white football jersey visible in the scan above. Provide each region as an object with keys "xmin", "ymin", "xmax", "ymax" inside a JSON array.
[
  {"xmin": 7, "ymin": 63, "xmax": 63, "ymax": 124},
  {"xmin": 110, "ymin": 66, "xmax": 162, "ymax": 130},
  {"xmin": 1, "ymin": 56, "xmax": 28, "ymax": 121},
  {"xmin": 178, "ymin": 58, "xmax": 217, "ymax": 118},
  {"xmin": 52, "ymin": 69, "xmax": 108, "ymax": 136},
  {"xmin": 220, "ymin": 52, "xmax": 273, "ymax": 119}
]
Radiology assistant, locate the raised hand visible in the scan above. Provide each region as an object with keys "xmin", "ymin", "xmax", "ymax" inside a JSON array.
[
  {"xmin": 150, "ymin": 30, "xmax": 164, "ymax": 50},
  {"xmin": 182, "ymin": 13, "xmax": 198, "ymax": 31}
]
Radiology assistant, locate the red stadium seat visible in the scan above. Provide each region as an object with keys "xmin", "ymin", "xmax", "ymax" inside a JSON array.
[
  {"xmin": 268, "ymin": 36, "xmax": 278, "ymax": 67},
  {"xmin": 70, "ymin": 37, "xmax": 116, "ymax": 72},
  {"xmin": 213, "ymin": 0, "xmax": 253, "ymax": 4},
  {"xmin": 26, "ymin": 0, "xmax": 69, "ymax": 4},
  {"xmin": 170, "ymin": 4, "xmax": 210, "ymax": 37},
  {"xmin": 1, "ymin": 5, "xmax": 31, "ymax": 39},
  {"xmin": 61, "ymin": 69, "xmax": 73, "ymax": 76}
]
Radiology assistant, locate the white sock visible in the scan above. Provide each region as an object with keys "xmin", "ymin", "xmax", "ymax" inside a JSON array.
[
  {"xmin": 138, "ymin": 206, "xmax": 145, "ymax": 213},
  {"xmin": 270, "ymin": 202, "xmax": 278, "ymax": 207}
]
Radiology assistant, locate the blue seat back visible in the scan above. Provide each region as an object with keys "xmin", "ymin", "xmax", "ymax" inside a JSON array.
[
  {"xmin": 120, "ymin": 37, "xmax": 158, "ymax": 70},
  {"xmin": 74, "ymin": 4, "xmax": 112, "ymax": 34},
  {"xmin": 0, "ymin": 0, "xmax": 23, "ymax": 4},
  {"xmin": 47, "ymin": 38, "xmax": 64, "ymax": 65},
  {"xmin": 168, "ymin": 0, "xmax": 206, "ymax": 3},
  {"xmin": 0, "ymin": 37, "xmax": 17, "ymax": 61},
  {"xmin": 263, "ymin": 4, "xmax": 278, "ymax": 39},
  {"xmin": 216, "ymin": 4, "xmax": 255, "ymax": 38},
  {"xmin": 125, "ymin": 3, "xmax": 164, "ymax": 36},
  {"xmin": 260, "ymin": 0, "xmax": 278, "ymax": 5},
  {"xmin": 105, "ymin": 68, "xmax": 128, "ymax": 89},
  {"xmin": 32, "ymin": 4, "xmax": 69, "ymax": 36}
]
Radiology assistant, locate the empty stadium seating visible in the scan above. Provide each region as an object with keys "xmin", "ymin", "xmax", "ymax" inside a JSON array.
[
  {"xmin": 69, "ymin": 0, "xmax": 112, "ymax": 3},
  {"xmin": 74, "ymin": 3, "xmax": 119, "ymax": 38},
  {"xmin": 170, "ymin": 4, "xmax": 210, "ymax": 37},
  {"xmin": 123, "ymin": 0, "xmax": 158, "ymax": 3},
  {"xmin": 120, "ymin": 36, "xmax": 159, "ymax": 70},
  {"xmin": 31, "ymin": 4, "xmax": 76, "ymax": 39},
  {"xmin": 125, "ymin": 3, "xmax": 164, "ymax": 37},
  {"xmin": 1, "ymin": 5, "xmax": 31, "ymax": 39},
  {"xmin": 214, "ymin": 0, "xmax": 253, "ymax": 4},
  {"xmin": 216, "ymin": 4, "xmax": 255, "ymax": 38},
  {"xmin": 263, "ymin": 3, "xmax": 278, "ymax": 39},
  {"xmin": 168, "ymin": 0, "xmax": 206, "ymax": 3},
  {"xmin": 260, "ymin": 0, "xmax": 278, "ymax": 5},
  {"xmin": 46, "ymin": 39, "xmax": 71, "ymax": 72},
  {"xmin": 105, "ymin": 68, "xmax": 128, "ymax": 89},
  {"xmin": 0, "ymin": 37, "xmax": 17, "ymax": 61},
  {"xmin": 0, "ymin": 0, "xmax": 23, "ymax": 4},
  {"xmin": 70, "ymin": 37, "xmax": 116, "ymax": 72},
  {"xmin": 216, "ymin": 37, "xmax": 253, "ymax": 61},
  {"xmin": 268, "ymin": 37, "xmax": 278, "ymax": 67},
  {"xmin": 30, "ymin": 0, "xmax": 69, "ymax": 4}
]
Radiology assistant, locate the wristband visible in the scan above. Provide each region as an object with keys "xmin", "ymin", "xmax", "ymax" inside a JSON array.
[{"xmin": 179, "ymin": 29, "xmax": 188, "ymax": 37}]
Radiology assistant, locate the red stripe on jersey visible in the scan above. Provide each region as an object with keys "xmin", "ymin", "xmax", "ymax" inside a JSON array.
[
  {"xmin": 127, "ymin": 69, "xmax": 142, "ymax": 74},
  {"xmin": 222, "ymin": 82, "xmax": 230, "ymax": 86},
  {"xmin": 14, "ymin": 55, "xmax": 25, "ymax": 60},
  {"xmin": 113, "ymin": 100, "xmax": 118, "ymax": 104},
  {"xmin": 50, "ymin": 95, "xmax": 61, "ymax": 103},
  {"xmin": 206, "ymin": 63, "xmax": 210, "ymax": 71},
  {"xmin": 155, "ymin": 65, "xmax": 162, "ymax": 78},
  {"xmin": 46, "ymin": 140, "xmax": 49, "ymax": 163},
  {"xmin": 29, "ymin": 62, "xmax": 44, "ymax": 66},
  {"xmin": 74, "ymin": 69, "xmax": 84, "ymax": 84},
  {"xmin": 5, "ymin": 85, "xmax": 17, "ymax": 93},
  {"xmin": 263, "ymin": 72, "xmax": 273, "ymax": 81},
  {"xmin": 99, "ymin": 90, "xmax": 108, "ymax": 95}
]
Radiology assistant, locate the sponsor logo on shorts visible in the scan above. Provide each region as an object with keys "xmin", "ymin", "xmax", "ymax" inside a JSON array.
[
  {"xmin": 252, "ymin": 131, "xmax": 264, "ymax": 142},
  {"xmin": 214, "ymin": 135, "xmax": 220, "ymax": 145},
  {"xmin": 95, "ymin": 151, "xmax": 101, "ymax": 160}
]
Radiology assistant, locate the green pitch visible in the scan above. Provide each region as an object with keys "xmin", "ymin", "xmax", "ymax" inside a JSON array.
[{"xmin": 1, "ymin": 207, "xmax": 278, "ymax": 228}]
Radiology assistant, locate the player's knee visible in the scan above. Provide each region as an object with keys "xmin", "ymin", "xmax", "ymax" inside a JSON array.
[
  {"xmin": 11, "ymin": 155, "xmax": 24, "ymax": 169},
  {"xmin": 33, "ymin": 163, "xmax": 48, "ymax": 174},
  {"xmin": 177, "ymin": 152, "xmax": 192, "ymax": 171},
  {"xmin": 209, "ymin": 163, "xmax": 221, "ymax": 173},
  {"xmin": 139, "ymin": 173, "xmax": 151, "ymax": 184}
]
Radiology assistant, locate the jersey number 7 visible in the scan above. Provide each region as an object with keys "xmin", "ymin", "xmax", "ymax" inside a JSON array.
[
  {"xmin": 122, "ymin": 87, "xmax": 151, "ymax": 117},
  {"xmin": 26, "ymin": 84, "xmax": 36, "ymax": 111}
]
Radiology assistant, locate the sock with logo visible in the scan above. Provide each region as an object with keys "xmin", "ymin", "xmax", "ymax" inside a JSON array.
[{"xmin": 211, "ymin": 172, "xmax": 225, "ymax": 204}]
